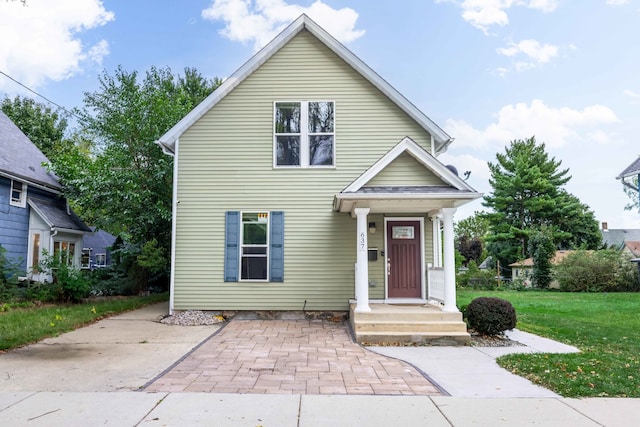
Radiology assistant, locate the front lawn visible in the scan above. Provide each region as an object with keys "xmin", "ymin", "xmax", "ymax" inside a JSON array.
[
  {"xmin": 458, "ymin": 290, "xmax": 640, "ymax": 397},
  {"xmin": 0, "ymin": 293, "xmax": 168, "ymax": 351}
]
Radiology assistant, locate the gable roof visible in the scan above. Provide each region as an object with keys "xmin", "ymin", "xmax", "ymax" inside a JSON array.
[
  {"xmin": 156, "ymin": 14, "xmax": 453, "ymax": 156},
  {"xmin": 509, "ymin": 250, "xmax": 577, "ymax": 267},
  {"xmin": 601, "ymin": 228, "xmax": 640, "ymax": 247},
  {"xmin": 342, "ymin": 137, "xmax": 475, "ymax": 193},
  {"xmin": 83, "ymin": 227, "xmax": 117, "ymax": 252},
  {"xmin": 333, "ymin": 137, "xmax": 480, "ymax": 213},
  {"xmin": 28, "ymin": 197, "xmax": 91, "ymax": 233},
  {"xmin": 617, "ymin": 156, "xmax": 640, "ymax": 180},
  {"xmin": 0, "ymin": 111, "xmax": 61, "ymax": 191},
  {"xmin": 624, "ymin": 241, "xmax": 640, "ymax": 257}
]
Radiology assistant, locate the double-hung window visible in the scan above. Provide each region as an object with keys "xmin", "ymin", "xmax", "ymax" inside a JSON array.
[
  {"xmin": 224, "ymin": 211, "xmax": 284, "ymax": 282},
  {"xmin": 241, "ymin": 212, "xmax": 269, "ymax": 281},
  {"xmin": 274, "ymin": 101, "xmax": 334, "ymax": 167},
  {"xmin": 10, "ymin": 180, "xmax": 26, "ymax": 208}
]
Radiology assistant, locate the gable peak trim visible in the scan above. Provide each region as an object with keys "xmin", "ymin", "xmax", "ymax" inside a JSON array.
[{"xmin": 342, "ymin": 136, "xmax": 475, "ymax": 193}]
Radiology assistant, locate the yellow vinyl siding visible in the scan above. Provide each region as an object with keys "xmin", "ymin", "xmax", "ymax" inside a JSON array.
[
  {"xmin": 173, "ymin": 30, "xmax": 436, "ymax": 310},
  {"xmin": 364, "ymin": 153, "xmax": 448, "ymax": 187}
]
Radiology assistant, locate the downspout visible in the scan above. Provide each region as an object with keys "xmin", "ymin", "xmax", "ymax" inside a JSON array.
[{"xmin": 168, "ymin": 138, "xmax": 179, "ymax": 315}]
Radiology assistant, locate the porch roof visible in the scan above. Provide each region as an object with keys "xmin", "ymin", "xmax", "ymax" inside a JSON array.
[{"xmin": 333, "ymin": 186, "xmax": 480, "ymax": 215}]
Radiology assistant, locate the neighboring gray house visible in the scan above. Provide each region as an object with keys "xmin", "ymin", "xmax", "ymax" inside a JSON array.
[
  {"xmin": 0, "ymin": 111, "xmax": 90, "ymax": 277},
  {"xmin": 617, "ymin": 156, "xmax": 640, "ymax": 197},
  {"xmin": 600, "ymin": 222, "xmax": 640, "ymax": 249},
  {"xmin": 81, "ymin": 227, "xmax": 117, "ymax": 270}
]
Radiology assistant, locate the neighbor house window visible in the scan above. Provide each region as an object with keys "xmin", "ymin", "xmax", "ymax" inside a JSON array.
[
  {"xmin": 95, "ymin": 253, "xmax": 107, "ymax": 268},
  {"xmin": 10, "ymin": 180, "xmax": 26, "ymax": 208},
  {"xmin": 31, "ymin": 233, "xmax": 41, "ymax": 270},
  {"xmin": 240, "ymin": 212, "xmax": 269, "ymax": 281},
  {"xmin": 274, "ymin": 101, "xmax": 334, "ymax": 167},
  {"xmin": 81, "ymin": 248, "xmax": 92, "ymax": 269},
  {"xmin": 54, "ymin": 241, "xmax": 76, "ymax": 266}
]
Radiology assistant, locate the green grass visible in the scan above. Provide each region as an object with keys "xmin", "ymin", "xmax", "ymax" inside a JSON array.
[
  {"xmin": 0, "ymin": 293, "xmax": 168, "ymax": 351},
  {"xmin": 458, "ymin": 289, "xmax": 640, "ymax": 397}
]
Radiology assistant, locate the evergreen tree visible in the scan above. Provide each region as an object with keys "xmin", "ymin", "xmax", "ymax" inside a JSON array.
[{"xmin": 483, "ymin": 136, "xmax": 600, "ymax": 269}]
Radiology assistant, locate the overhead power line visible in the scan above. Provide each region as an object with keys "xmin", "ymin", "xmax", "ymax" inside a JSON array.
[{"xmin": 0, "ymin": 69, "xmax": 81, "ymax": 120}]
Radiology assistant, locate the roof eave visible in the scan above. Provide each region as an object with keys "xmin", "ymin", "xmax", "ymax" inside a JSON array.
[{"xmin": 155, "ymin": 14, "xmax": 454, "ymax": 155}]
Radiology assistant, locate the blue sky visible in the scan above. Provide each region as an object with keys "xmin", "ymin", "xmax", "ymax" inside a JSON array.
[{"xmin": 1, "ymin": 0, "xmax": 639, "ymax": 228}]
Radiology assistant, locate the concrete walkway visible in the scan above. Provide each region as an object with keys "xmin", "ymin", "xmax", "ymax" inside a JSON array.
[{"xmin": 369, "ymin": 329, "xmax": 580, "ymax": 398}]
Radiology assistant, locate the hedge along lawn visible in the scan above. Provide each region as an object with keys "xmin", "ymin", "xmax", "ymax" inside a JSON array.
[
  {"xmin": 0, "ymin": 293, "xmax": 168, "ymax": 351},
  {"xmin": 458, "ymin": 290, "xmax": 640, "ymax": 397}
]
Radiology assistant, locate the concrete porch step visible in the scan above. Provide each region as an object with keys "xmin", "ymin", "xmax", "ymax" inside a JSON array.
[
  {"xmin": 352, "ymin": 310, "xmax": 463, "ymax": 323},
  {"xmin": 357, "ymin": 331, "xmax": 471, "ymax": 346},
  {"xmin": 354, "ymin": 320, "xmax": 468, "ymax": 333}
]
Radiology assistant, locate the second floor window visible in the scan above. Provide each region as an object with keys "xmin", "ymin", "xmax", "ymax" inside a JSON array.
[
  {"xmin": 274, "ymin": 101, "xmax": 334, "ymax": 167},
  {"xmin": 10, "ymin": 180, "xmax": 26, "ymax": 207}
]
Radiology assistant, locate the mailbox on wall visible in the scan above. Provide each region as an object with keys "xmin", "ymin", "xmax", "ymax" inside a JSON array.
[{"xmin": 368, "ymin": 248, "xmax": 378, "ymax": 261}]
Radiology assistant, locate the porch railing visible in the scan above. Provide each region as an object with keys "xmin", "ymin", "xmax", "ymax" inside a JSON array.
[{"xmin": 427, "ymin": 266, "xmax": 445, "ymax": 303}]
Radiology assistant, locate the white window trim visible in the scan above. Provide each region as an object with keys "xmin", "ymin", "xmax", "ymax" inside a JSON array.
[
  {"xmin": 95, "ymin": 253, "xmax": 107, "ymax": 268},
  {"xmin": 10, "ymin": 180, "xmax": 27, "ymax": 208},
  {"xmin": 239, "ymin": 211, "xmax": 270, "ymax": 282},
  {"xmin": 273, "ymin": 100, "xmax": 336, "ymax": 169}
]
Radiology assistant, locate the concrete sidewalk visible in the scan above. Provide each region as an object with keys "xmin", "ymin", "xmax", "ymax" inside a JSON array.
[
  {"xmin": 1, "ymin": 391, "xmax": 638, "ymax": 426},
  {"xmin": 369, "ymin": 329, "xmax": 581, "ymax": 398}
]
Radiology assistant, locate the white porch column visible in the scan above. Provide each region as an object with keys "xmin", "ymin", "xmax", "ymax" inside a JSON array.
[
  {"xmin": 354, "ymin": 207, "xmax": 371, "ymax": 312},
  {"xmin": 441, "ymin": 208, "xmax": 458, "ymax": 312},
  {"xmin": 430, "ymin": 214, "xmax": 442, "ymax": 267}
]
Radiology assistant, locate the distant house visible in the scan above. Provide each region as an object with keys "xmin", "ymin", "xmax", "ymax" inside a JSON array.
[
  {"xmin": 509, "ymin": 250, "xmax": 576, "ymax": 287},
  {"xmin": 600, "ymin": 222, "xmax": 640, "ymax": 250},
  {"xmin": 81, "ymin": 227, "xmax": 117, "ymax": 270},
  {"xmin": 0, "ymin": 111, "xmax": 90, "ymax": 277}
]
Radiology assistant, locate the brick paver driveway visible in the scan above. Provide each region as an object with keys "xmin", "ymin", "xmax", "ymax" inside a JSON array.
[{"xmin": 145, "ymin": 319, "xmax": 442, "ymax": 395}]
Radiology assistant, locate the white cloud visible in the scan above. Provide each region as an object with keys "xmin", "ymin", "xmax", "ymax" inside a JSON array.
[
  {"xmin": 447, "ymin": 0, "xmax": 559, "ymax": 33},
  {"xmin": 624, "ymin": 89, "xmax": 640, "ymax": 98},
  {"xmin": 202, "ymin": 0, "xmax": 365, "ymax": 51},
  {"xmin": 607, "ymin": 0, "xmax": 629, "ymax": 5},
  {"xmin": 496, "ymin": 39, "xmax": 559, "ymax": 73},
  {"xmin": 0, "ymin": 0, "xmax": 114, "ymax": 91},
  {"xmin": 444, "ymin": 99, "xmax": 619, "ymax": 149},
  {"xmin": 497, "ymin": 39, "xmax": 558, "ymax": 63}
]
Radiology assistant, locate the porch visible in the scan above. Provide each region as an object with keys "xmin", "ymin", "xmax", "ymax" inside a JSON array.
[{"xmin": 349, "ymin": 302, "xmax": 470, "ymax": 346}]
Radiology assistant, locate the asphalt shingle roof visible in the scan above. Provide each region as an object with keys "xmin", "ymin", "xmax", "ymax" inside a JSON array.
[
  {"xmin": 0, "ymin": 110, "xmax": 61, "ymax": 190},
  {"xmin": 28, "ymin": 197, "xmax": 91, "ymax": 233},
  {"xmin": 617, "ymin": 156, "xmax": 640, "ymax": 180}
]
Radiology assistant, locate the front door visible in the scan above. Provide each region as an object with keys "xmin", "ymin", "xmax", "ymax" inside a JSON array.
[{"xmin": 387, "ymin": 220, "xmax": 422, "ymax": 298}]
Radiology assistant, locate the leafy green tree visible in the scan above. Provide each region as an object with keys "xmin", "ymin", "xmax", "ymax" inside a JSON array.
[
  {"xmin": 483, "ymin": 136, "xmax": 600, "ymax": 269},
  {"xmin": 528, "ymin": 227, "xmax": 556, "ymax": 288},
  {"xmin": 454, "ymin": 211, "xmax": 490, "ymax": 241},
  {"xmin": 1, "ymin": 95, "xmax": 73, "ymax": 163},
  {"xmin": 51, "ymin": 66, "xmax": 220, "ymax": 287}
]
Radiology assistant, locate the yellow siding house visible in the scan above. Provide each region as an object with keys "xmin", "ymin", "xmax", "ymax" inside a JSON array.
[{"xmin": 156, "ymin": 15, "xmax": 481, "ymax": 344}]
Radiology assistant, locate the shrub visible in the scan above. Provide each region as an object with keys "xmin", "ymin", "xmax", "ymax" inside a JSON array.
[
  {"xmin": 466, "ymin": 296, "xmax": 517, "ymax": 335},
  {"xmin": 39, "ymin": 252, "xmax": 90, "ymax": 302},
  {"xmin": 555, "ymin": 250, "xmax": 639, "ymax": 292}
]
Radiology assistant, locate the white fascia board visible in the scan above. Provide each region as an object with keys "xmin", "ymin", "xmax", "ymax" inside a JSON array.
[
  {"xmin": 155, "ymin": 16, "xmax": 308, "ymax": 155},
  {"xmin": 336, "ymin": 191, "xmax": 482, "ymax": 202},
  {"xmin": 27, "ymin": 199, "xmax": 54, "ymax": 228},
  {"xmin": 300, "ymin": 18, "xmax": 453, "ymax": 153},
  {"xmin": 0, "ymin": 171, "xmax": 62, "ymax": 195},
  {"xmin": 155, "ymin": 14, "xmax": 454, "ymax": 156},
  {"xmin": 343, "ymin": 137, "xmax": 477, "ymax": 193}
]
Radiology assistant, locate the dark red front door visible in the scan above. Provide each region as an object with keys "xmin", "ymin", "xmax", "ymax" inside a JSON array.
[{"xmin": 387, "ymin": 220, "xmax": 422, "ymax": 298}]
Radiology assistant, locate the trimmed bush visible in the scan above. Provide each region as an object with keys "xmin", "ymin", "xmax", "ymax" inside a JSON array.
[{"xmin": 466, "ymin": 296, "xmax": 517, "ymax": 335}]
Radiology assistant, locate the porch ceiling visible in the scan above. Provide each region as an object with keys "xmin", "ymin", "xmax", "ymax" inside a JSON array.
[{"xmin": 333, "ymin": 186, "xmax": 482, "ymax": 216}]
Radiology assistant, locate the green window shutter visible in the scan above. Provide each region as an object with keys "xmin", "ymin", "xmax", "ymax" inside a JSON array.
[
  {"xmin": 224, "ymin": 211, "xmax": 240, "ymax": 282},
  {"xmin": 270, "ymin": 211, "xmax": 284, "ymax": 282}
]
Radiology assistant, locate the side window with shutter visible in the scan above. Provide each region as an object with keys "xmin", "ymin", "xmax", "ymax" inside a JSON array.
[{"xmin": 224, "ymin": 211, "xmax": 284, "ymax": 282}]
